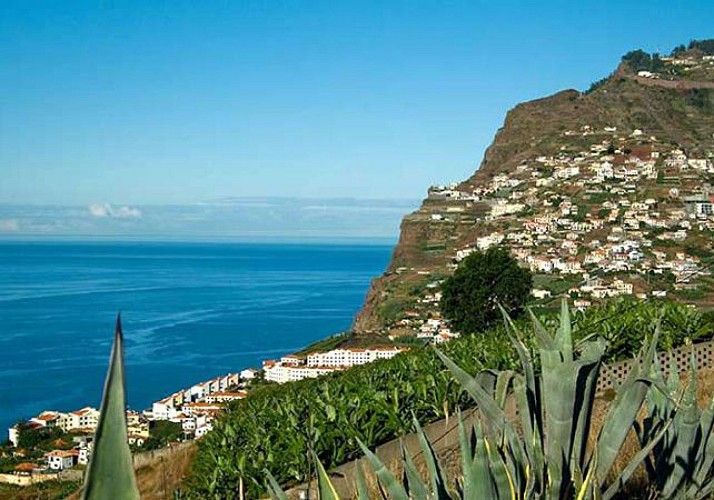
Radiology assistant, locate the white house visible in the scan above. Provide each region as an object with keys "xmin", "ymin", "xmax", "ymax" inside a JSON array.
[
  {"xmin": 66, "ymin": 407, "xmax": 100, "ymax": 431},
  {"xmin": 532, "ymin": 289, "xmax": 552, "ymax": 299},
  {"xmin": 263, "ymin": 363, "xmax": 336, "ymax": 384},
  {"xmin": 77, "ymin": 447, "xmax": 90, "ymax": 465},
  {"xmin": 8, "ymin": 424, "xmax": 19, "ymax": 447},
  {"xmin": 45, "ymin": 450, "xmax": 77, "ymax": 471},
  {"xmin": 152, "ymin": 397, "xmax": 181, "ymax": 421},
  {"xmin": 195, "ymin": 423, "xmax": 213, "ymax": 438}
]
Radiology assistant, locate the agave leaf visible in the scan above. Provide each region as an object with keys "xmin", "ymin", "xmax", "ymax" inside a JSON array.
[
  {"xmin": 501, "ymin": 422, "xmax": 527, "ymax": 493},
  {"xmin": 399, "ymin": 439, "xmax": 428, "ymax": 500},
  {"xmin": 355, "ymin": 462, "xmax": 370, "ymax": 500},
  {"xmin": 264, "ymin": 469, "xmax": 289, "ymax": 500},
  {"xmin": 357, "ymin": 438, "xmax": 409, "ymax": 500},
  {"xmin": 572, "ymin": 347, "xmax": 605, "ymax": 469},
  {"xmin": 540, "ymin": 351, "xmax": 577, "ymax": 498},
  {"xmin": 602, "ymin": 418, "xmax": 672, "ymax": 500},
  {"xmin": 472, "ymin": 424, "xmax": 497, "ymax": 499},
  {"xmin": 662, "ymin": 351, "xmax": 701, "ymax": 498},
  {"xmin": 594, "ymin": 330, "xmax": 661, "ymax": 482},
  {"xmin": 691, "ymin": 395, "xmax": 714, "ymax": 491},
  {"xmin": 311, "ymin": 450, "xmax": 341, "ymax": 500},
  {"xmin": 485, "ymin": 433, "xmax": 516, "ymax": 500},
  {"xmin": 82, "ymin": 315, "xmax": 139, "ymax": 500},
  {"xmin": 476, "ymin": 370, "xmax": 498, "ymax": 399},
  {"xmin": 555, "ymin": 299, "xmax": 574, "ymax": 362},
  {"xmin": 494, "ymin": 371, "xmax": 514, "ymax": 409},
  {"xmin": 528, "ymin": 308, "xmax": 556, "ymax": 350},
  {"xmin": 576, "ymin": 447, "xmax": 597, "ymax": 500},
  {"xmin": 435, "ymin": 349, "xmax": 507, "ymax": 433},
  {"xmin": 458, "ymin": 414, "xmax": 476, "ymax": 497},
  {"xmin": 412, "ymin": 414, "xmax": 451, "ymax": 499}
]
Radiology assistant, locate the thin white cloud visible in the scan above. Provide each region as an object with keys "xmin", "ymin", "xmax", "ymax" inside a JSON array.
[
  {"xmin": 89, "ymin": 204, "xmax": 111, "ymax": 217},
  {"xmin": 88, "ymin": 204, "xmax": 142, "ymax": 219},
  {"xmin": 114, "ymin": 206, "xmax": 142, "ymax": 218},
  {"xmin": 0, "ymin": 219, "xmax": 19, "ymax": 231}
]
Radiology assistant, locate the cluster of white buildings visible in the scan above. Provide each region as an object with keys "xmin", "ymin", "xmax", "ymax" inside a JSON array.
[
  {"xmin": 6, "ymin": 407, "xmax": 148, "ymax": 472},
  {"xmin": 148, "ymin": 370, "xmax": 255, "ymax": 439},
  {"xmin": 453, "ymin": 135, "xmax": 711, "ymax": 298},
  {"xmin": 262, "ymin": 346, "xmax": 407, "ymax": 384},
  {"xmin": 415, "ymin": 317, "xmax": 460, "ymax": 344},
  {"xmin": 635, "ymin": 52, "xmax": 714, "ymax": 79}
]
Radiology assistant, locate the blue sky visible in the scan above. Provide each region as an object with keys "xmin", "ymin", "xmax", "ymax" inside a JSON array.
[{"xmin": 1, "ymin": 0, "xmax": 712, "ymax": 210}]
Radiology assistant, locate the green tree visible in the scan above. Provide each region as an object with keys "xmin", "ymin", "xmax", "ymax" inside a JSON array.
[
  {"xmin": 622, "ymin": 49, "xmax": 653, "ymax": 71},
  {"xmin": 16, "ymin": 423, "xmax": 63, "ymax": 450},
  {"xmin": 689, "ymin": 39, "xmax": 714, "ymax": 55},
  {"xmin": 441, "ymin": 247, "xmax": 532, "ymax": 333}
]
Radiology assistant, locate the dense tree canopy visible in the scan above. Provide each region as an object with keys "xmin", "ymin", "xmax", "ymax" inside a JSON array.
[
  {"xmin": 621, "ymin": 49, "xmax": 665, "ymax": 72},
  {"xmin": 441, "ymin": 247, "xmax": 532, "ymax": 333},
  {"xmin": 689, "ymin": 39, "xmax": 714, "ymax": 55}
]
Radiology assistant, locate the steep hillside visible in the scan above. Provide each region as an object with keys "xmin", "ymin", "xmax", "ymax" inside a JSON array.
[{"xmin": 354, "ymin": 43, "xmax": 714, "ymax": 336}]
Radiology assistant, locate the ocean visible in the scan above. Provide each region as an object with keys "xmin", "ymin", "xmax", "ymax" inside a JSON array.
[{"xmin": 0, "ymin": 241, "xmax": 392, "ymax": 433}]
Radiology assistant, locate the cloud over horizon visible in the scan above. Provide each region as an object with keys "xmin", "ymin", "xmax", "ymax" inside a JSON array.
[
  {"xmin": 0, "ymin": 219, "xmax": 20, "ymax": 232},
  {"xmin": 0, "ymin": 197, "xmax": 419, "ymax": 240},
  {"xmin": 88, "ymin": 204, "xmax": 142, "ymax": 219}
]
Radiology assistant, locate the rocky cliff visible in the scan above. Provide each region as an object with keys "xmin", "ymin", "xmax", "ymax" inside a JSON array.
[{"xmin": 354, "ymin": 44, "xmax": 714, "ymax": 336}]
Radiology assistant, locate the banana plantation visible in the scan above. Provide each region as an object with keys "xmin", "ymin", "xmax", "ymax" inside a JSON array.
[{"xmin": 78, "ymin": 299, "xmax": 714, "ymax": 499}]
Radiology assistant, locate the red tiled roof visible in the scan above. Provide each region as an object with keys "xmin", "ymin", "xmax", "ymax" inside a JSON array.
[{"xmin": 45, "ymin": 449, "xmax": 76, "ymax": 458}]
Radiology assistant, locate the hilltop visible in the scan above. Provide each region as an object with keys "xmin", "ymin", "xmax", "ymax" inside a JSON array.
[{"xmin": 354, "ymin": 40, "xmax": 714, "ymax": 336}]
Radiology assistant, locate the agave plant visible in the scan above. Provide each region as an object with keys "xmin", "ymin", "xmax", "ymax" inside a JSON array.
[
  {"xmin": 434, "ymin": 301, "xmax": 670, "ymax": 499},
  {"xmin": 264, "ymin": 300, "xmax": 682, "ymax": 499},
  {"xmin": 635, "ymin": 352, "xmax": 714, "ymax": 499},
  {"xmin": 82, "ymin": 315, "xmax": 139, "ymax": 500}
]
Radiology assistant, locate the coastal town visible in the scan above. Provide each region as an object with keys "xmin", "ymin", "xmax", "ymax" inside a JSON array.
[
  {"xmin": 1, "ymin": 344, "xmax": 409, "ymax": 483},
  {"xmin": 3, "ymin": 42, "xmax": 714, "ymax": 495}
]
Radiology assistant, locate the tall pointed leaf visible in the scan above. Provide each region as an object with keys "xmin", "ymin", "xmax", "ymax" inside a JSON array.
[
  {"xmin": 412, "ymin": 414, "xmax": 451, "ymax": 498},
  {"xmin": 355, "ymin": 462, "xmax": 370, "ymax": 500},
  {"xmin": 311, "ymin": 450, "xmax": 341, "ymax": 500},
  {"xmin": 357, "ymin": 438, "xmax": 409, "ymax": 500},
  {"xmin": 399, "ymin": 439, "xmax": 428, "ymax": 500},
  {"xmin": 82, "ymin": 315, "xmax": 139, "ymax": 500}
]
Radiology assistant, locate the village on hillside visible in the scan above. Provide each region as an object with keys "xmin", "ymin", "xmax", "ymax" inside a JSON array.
[
  {"xmin": 2, "ymin": 345, "xmax": 410, "ymax": 483},
  {"xmin": 377, "ymin": 117, "xmax": 714, "ymax": 341}
]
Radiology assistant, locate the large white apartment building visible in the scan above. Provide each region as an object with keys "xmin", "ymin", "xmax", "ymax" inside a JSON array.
[
  {"xmin": 306, "ymin": 347, "xmax": 405, "ymax": 368},
  {"xmin": 262, "ymin": 362, "xmax": 336, "ymax": 384},
  {"xmin": 262, "ymin": 347, "xmax": 407, "ymax": 384}
]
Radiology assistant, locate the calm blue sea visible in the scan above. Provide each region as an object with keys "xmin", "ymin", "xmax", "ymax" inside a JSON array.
[{"xmin": 0, "ymin": 241, "xmax": 391, "ymax": 433}]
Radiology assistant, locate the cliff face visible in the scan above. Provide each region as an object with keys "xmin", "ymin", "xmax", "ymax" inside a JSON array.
[{"xmin": 353, "ymin": 59, "xmax": 714, "ymax": 336}]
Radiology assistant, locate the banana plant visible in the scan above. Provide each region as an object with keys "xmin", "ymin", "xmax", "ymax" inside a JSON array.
[
  {"xmin": 82, "ymin": 315, "xmax": 140, "ymax": 500},
  {"xmin": 265, "ymin": 415, "xmax": 453, "ymax": 500}
]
